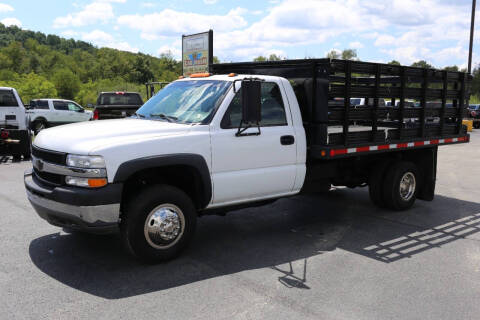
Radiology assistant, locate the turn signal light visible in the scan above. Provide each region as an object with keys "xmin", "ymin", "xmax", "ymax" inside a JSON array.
[
  {"xmin": 0, "ymin": 130, "xmax": 8, "ymax": 139},
  {"xmin": 88, "ymin": 178, "xmax": 108, "ymax": 188}
]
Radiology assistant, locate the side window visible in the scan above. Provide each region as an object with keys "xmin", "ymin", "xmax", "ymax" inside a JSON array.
[
  {"xmin": 34, "ymin": 100, "xmax": 49, "ymax": 110},
  {"xmin": 53, "ymin": 101, "xmax": 68, "ymax": 111},
  {"xmin": 221, "ymin": 82, "xmax": 287, "ymax": 129},
  {"xmin": 67, "ymin": 102, "xmax": 82, "ymax": 111}
]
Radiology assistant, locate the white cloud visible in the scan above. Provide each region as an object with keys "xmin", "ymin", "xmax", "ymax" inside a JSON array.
[
  {"xmin": 157, "ymin": 45, "xmax": 181, "ymax": 59},
  {"xmin": 374, "ymin": 34, "xmax": 396, "ymax": 47},
  {"xmin": 1, "ymin": 17, "xmax": 21, "ymax": 27},
  {"xmin": 53, "ymin": 2, "xmax": 115, "ymax": 28},
  {"xmin": 349, "ymin": 41, "xmax": 364, "ymax": 49},
  {"xmin": 60, "ymin": 30, "xmax": 79, "ymax": 37},
  {"xmin": 0, "ymin": 3, "xmax": 14, "ymax": 13},
  {"xmin": 114, "ymin": 0, "xmax": 478, "ymax": 65},
  {"xmin": 141, "ymin": 2, "xmax": 156, "ymax": 8},
  {"xmin": 117, "ymin": 7, "xmax": 247, "ymax": 39},
  {"xmin": 81, "ymin": 29, "xmax": 138, "ymax": 53},
  {"xmin": 203, "ymin": 0, "xmax": 218, "ymax": 4}
]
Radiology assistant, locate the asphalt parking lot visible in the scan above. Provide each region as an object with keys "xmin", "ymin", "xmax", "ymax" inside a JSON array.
[{"xmin": 1, "ymin": 131, "xmax": 480, "ymax": 320}]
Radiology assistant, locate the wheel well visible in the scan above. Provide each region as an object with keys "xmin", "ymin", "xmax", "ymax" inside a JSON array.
[{"xmin": 121, "ymin": 165, "xmax": 207, "ymax": 212}]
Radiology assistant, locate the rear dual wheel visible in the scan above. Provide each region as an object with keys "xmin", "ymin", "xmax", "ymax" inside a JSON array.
[{"xmin": 369, "ymin": 161, "xmax": 419, "ymax": 211}]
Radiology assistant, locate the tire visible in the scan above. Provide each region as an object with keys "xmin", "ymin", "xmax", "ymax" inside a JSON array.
[
  {"xmin": 382, "ymin": 161, "xmax": 419, "ymax": 211},
  {"xmin": 121, "ymin": 184, "xmax": 197, "ymax": 263},
  {"xmin": 368, "ymin": 161, "xmax": 391, "ymax": 207},
  {"xmin": 22, "ymin": 136, "xmax": 31, "ymax": 160},
  {"xmin": 12, "ymin": 154, "xmax": 21, "ymax": 162},
  {"xmin": 33, "ymin": 120, "xmax": 47, "ymax": 135}
]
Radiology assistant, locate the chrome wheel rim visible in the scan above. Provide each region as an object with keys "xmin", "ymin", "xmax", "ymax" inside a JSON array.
[
  {"xmin": 399, "ymin": 172, "xmax": 416, "ymax": 201},
  {"xmin": 144, "ymin": 204, "xmax": 184, "ymax": 249}
]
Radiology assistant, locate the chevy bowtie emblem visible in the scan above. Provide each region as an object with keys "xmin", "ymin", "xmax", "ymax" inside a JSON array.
[{"xmin": 35, "ymin": 159, "xmax": 44, "ymax": 171}]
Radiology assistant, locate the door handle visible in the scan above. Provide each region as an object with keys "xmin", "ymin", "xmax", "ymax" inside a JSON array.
[{"xmin": 280, "ymin": 135, "xmax": 295, "ymax": 145}]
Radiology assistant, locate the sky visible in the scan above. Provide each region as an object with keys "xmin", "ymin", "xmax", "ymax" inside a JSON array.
[{"xmin": 0, "ymin": 0, "xmax": 479, "ymax": 68}]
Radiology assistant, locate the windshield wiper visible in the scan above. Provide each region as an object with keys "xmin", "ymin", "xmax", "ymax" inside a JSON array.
[
  {"xmin": 149, "ymin": 113, "xmax": 178, "ymax": 122},
  {"xmin": 133, "ymin": 112, "xmax": 145, "ymax": 118}
]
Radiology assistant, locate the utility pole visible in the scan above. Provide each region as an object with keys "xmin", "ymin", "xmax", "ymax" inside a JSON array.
[{"xmin": 468, "ymin": 0, "xmax": 476, "ymax": 73}]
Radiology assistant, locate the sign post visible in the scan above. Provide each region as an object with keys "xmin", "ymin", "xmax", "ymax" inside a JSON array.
[{"xmin": 182, "ymin": 30, "xmax": 213, "ymax": 77}]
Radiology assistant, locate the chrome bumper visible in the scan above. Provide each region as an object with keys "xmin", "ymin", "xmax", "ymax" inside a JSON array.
[{"xmin": 26, "ymin": 182, "xmax": 120, "ymax": 234}]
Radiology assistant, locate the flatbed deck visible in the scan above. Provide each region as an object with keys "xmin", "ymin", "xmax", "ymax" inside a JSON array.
[{"xmin": 211, "ymin": 59, "xmax": 471, "ymax": 159}]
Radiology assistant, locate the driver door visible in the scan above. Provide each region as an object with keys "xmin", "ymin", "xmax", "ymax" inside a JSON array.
[{"xmin": 210, "ymin": 80, "xmax": 297, "ymax": 206}]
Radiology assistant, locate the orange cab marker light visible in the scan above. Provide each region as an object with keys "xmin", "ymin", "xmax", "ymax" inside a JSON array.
[
  {"xmin": 178, "ymin": 76, "xmax": 184, "ymax": 79},
  {"xmin": 88, "ymin": 178, "xmax": 108, "ymax": 188},
  {"xmin": 228, "ymin": 73, "xmax": 237, "ymax": 77},
  {"xmin": 190, "ymin": 73, "xmax": 211, "ymax": 78}
]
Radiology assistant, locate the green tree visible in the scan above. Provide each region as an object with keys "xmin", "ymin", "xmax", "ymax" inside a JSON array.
[
  {"xmin": 411, "ymin": 60, "xmax": 433, "ymax": 69},
  {"xmin": 444, "ymin": 65, "xmax": 459, "ymax": 72},
  {"xmin": 253, "ymin": 56, "xmax": 267, "ymax": 62},
  {"xmin": 388, "ymin": 60, "xmax": 401, "ymax": 66},
  {"xmin": 16, "ymin": 73, "xmax": 57, "ymax": 102},
  {"xmin": 326, "ymin": 50, "xmax": 341, "ymax": 59},
  {"xmin": 52, "ymin": 68, "xmax": 80, "ymax": 99},
  {"xmin": 75, "ymin": 81, "xmax": 99, "ymax": 107},
  {"xmin": 341, "ymin": 49, "xmax": 358, "ymax": 60}
]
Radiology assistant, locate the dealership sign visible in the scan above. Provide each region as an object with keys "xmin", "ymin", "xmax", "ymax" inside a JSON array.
[{"xmin": 182, "ymin": 30, "xmax": 213, "ymax": 76}]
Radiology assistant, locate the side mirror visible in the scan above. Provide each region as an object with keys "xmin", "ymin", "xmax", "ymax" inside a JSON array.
[
  {"xmin": 236, "ymin": 79, "xmax": 262, "ymax": 136},
  {"xmin": 241, "ymin": 79, "xmax": 261, "ymax": 124}
]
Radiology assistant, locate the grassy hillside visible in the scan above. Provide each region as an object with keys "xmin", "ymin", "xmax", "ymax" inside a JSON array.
[{"xmin": 0, "ymin": 23, "xmax": 181, "ymax": 104}]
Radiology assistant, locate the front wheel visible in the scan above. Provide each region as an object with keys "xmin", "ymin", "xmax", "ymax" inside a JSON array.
[{"xmin": 121, "ymin": 185, "xmax": 197, "ymax": 263}]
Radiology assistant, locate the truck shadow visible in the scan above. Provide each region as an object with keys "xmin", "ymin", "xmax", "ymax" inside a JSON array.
[{"xmin": 28, "ymin": 189, "xmax": 480, "ymax": 299}]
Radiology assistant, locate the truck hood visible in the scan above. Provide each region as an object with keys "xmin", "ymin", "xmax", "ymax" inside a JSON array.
[{"xmin": 33, "ymin": 118, "xmax": 193, "ymax": 154}]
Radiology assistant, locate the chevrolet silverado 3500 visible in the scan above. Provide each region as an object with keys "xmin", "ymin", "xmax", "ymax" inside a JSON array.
[{"xmin": 24, "ymin": 59, "xmax": 471, "ymax": 262}]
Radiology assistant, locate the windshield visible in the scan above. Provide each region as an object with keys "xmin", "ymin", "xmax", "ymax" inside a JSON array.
[
  {"xmin": 136, "ymin": 80, "xmax": 231, "ymax": 124},
  {"xmin": 98, "ymin": 93, "xmax": 143, "ymax": 105}
]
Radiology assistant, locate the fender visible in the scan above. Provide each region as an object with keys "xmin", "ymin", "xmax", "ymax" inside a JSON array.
[{"xmin": 113, "ymin": 153, "xmax": 212, "ymax": 208}]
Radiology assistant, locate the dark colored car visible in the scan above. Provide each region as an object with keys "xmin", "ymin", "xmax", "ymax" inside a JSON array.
[
  {"xmin": 93, "ymin": 91, "xmax": 144, "ymax": 120},
  {"xmin": 468, "ymin": 104, "xmax": 480, "ymax": 128}
]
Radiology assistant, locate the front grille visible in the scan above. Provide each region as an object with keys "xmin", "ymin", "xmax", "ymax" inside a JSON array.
[
  {"xmin": 32, "ymin": 146, "xmax": 66, "ymax": 165},
  {"xmin": 34, "ymin": 168, "xmax": 64, "ymax": 186}
]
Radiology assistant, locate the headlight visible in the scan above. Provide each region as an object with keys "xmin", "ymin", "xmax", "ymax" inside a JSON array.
[
  {"xmin": 66, "ymin": 154, "xmax": 105, "ymax": 168},
  {"xmin": 65, "ymin": 176, "xmax": 107, "ymax": 188}
]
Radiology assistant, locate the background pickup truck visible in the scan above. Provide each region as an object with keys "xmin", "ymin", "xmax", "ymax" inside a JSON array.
[
  {"xmin": 28, "ymin": 99, "xmax": 92, "ymax": 134},
  {"xmin": 0, "ymin": 87, "xmax": 31, "ymax": 160},
  {"xmin": 25, "ymin": 59, "xmax": 471, "ymax": 263},
  {"xmin": 93, "ymin": 91, "xmax": 143, "ymax": 120},
  {"xmin": 467, "ymin": 104, "xmax": 480, "ymax": 128}
]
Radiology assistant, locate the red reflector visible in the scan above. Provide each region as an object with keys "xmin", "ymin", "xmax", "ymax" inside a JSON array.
[
  {"xmin": 430, "ymin": 139, "xmax": 439, "ymax": 144},
  {"xmin": 378, "ymin": 145, "xmax": 389, "ymax": 150},
  {"xmin": 397, "ymin": 143, "xmax": 408, "ymax": 148},
  {"xmin": 414, "ymin": 141, "xmax": 424, "ymax": 147},
  {"xmin": 444, "ymin": 138, "xmax": 453, "ymax": 143},
  {"xmin": 93, "ymin": 109, "xmax": 99, "ymax": 120},
  {"xmin": 0, "ymin": 130, "xmax": 8, "ymax": 139},
  {"xmin": 330, "ymin": 149, "xmax": 347, "ymax": 157},
  {"xmin": 356, "ymin": 146, "xmax": 370, "ymax": 152}
]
